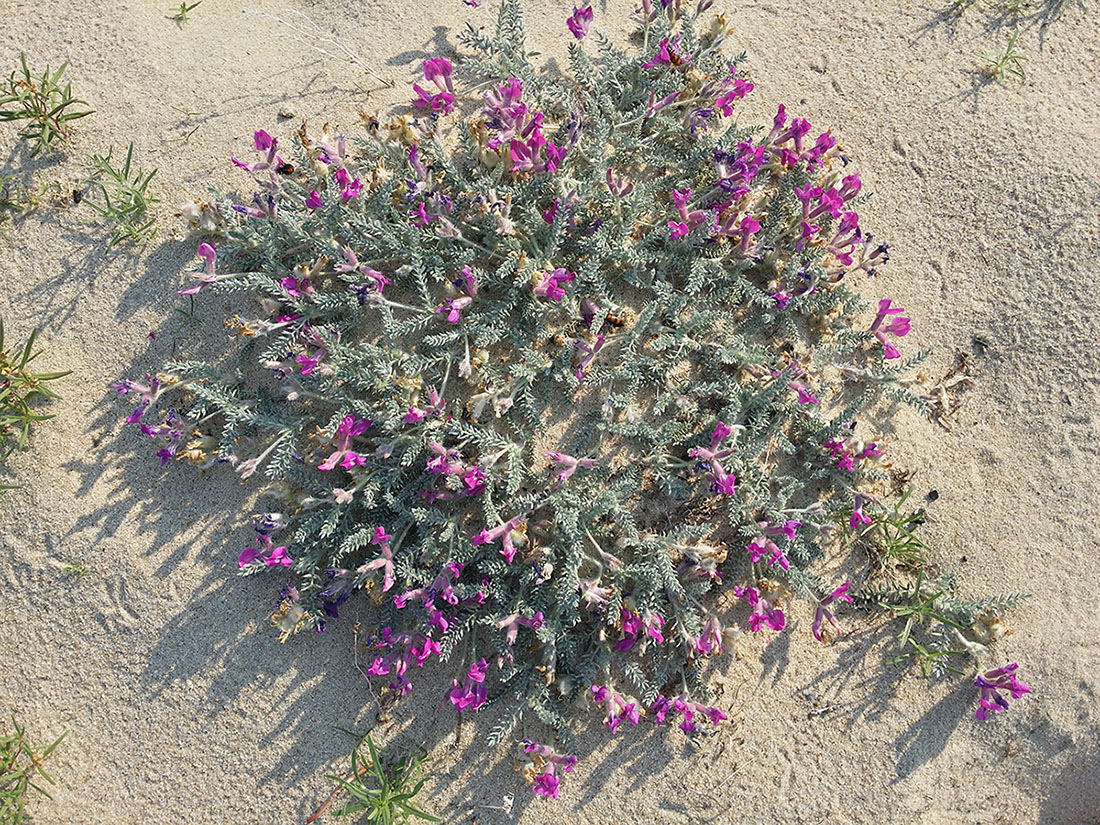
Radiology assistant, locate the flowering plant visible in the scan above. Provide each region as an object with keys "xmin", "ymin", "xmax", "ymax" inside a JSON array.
[{"xmin": 118, "ymin": 0, "xmax": 1027, "ymax": 797}]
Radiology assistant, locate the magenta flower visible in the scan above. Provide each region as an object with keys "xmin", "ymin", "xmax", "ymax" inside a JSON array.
[
  {"xmin": 435, "ymin": 295, "xmax": 472, "ymax": 323},
  {"xmin": 472, "ymin": 514, "xmax": 527, "ymax": 562},
  {"xmin": 179, "ymin": 243, "xmax": 218, "ymax": 295},
  {"xmin": 495, "ymin": 611, "xmax": 544, "ymax": 646},
  {"xmin": 687, "ymin": 421, "xmax": 740, "ymax": 496},
  {"xmin": 812, "ymin": 582, "xmax": 853, "ymax": 642},
  {"xmin": 305, "ymin": 190, "xmax": 322, "ymax": 210},
  {"xmin": 849, "ymin": 493, "xmax": 873, "ymax": 529},
  {"xmin": 566, "ymin": 5, "xmax": 593, "ymax": 38},
  {"xmin": 239, "ymin": 533, "xmax": 291, "ymax": 568},
  {"xmin": 642, "ymin": 35, "xmax": 685, "ymax": 68},
  {"xmin": 668, "ymin": 220, "xmax": 690, "ymax": 240},
  {"xmin": 533, "ymin": 268, "xmax": 576, "ymax": 302},
  {"xmin": 318, "ymin": 415, "xmax": 372, "ymax": 471},
  {"xmin": 449, "ymin": 657, "xmax": 489, "ymax": 711},
  {"xmin": 545, "ymin": 451, "xmax": 597, "ymax": 485},
  {"xmin": 974, "ymin": 663, "xmax": 1031, "ymax": 720},
  {"xmin": 231, "ymin": 129, "xmax": 279, "ymax": 173},
  {"xmin": 591, "ymin": 685, "xmax": 642, "ymax": 733},
  {"xmin": 695, "ymin": 616, "xmax": 724, "ymax": 656},
  {"xmin": 422, "ymin": 57, "xmax": 454, "ymax": 93},
  {"xmin": 734, "ymin": 585, "xmax": 785, "ymax": 632},
  {"xmin": 364, "ymin": 627, "xmax": 441, "ymax": 696},
  {"xmin": 871, "ymin": 298, "xmax": 911, "ymax": 359},
  {"xmin": 522, "ymin": 740, "xmax": 578, "ymax": 799},
  {"xmin": 357, "ymin": 526, "xmax": 396, "ymax": 592},
  {"xmin": 653, "ymin": 695, "xmax": 728, "ymax": 733}
]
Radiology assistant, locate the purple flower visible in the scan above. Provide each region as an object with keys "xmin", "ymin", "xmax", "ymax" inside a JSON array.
[
  {"xmin": 113, "ymin": 375, "xmax": 163, "ymax": 424},
  {"xmin": 573, "ymin": 332, "xmax": 605, "ymax": 380},
  {"xmin": 653, "ymin": 694, "xmax": 727, "ymax": 732},
  {"xmin": 179, "ymin": 243, "xmax": 218, "ymax": 295},
  {"xmin": 449, "ymin": 657, "xmax": 489, "ymax": 711},
  {"xmin": 545, "ymin": 450, "xmax": 597, "ymax": 485},
  {"xmin": 591, "ymin": 685, "xmax": 641, "ymax": 733},
  {"xmin": 318, "ymin": 415, "xmax": 371, "ymax": 471},
  {"xmin": 871, "ymin": 298, "xmax": 911, "ymax": 359},
  {"xmin": 567, "ymin": 5, "xmax": 594, "ymax": 37},
  {"xmin": 812, "ymin": 582, "xmax": 853, "ymax": 642},
  {"xmin": 974, "ymin": 663, "xmax": 1031, "ymax": 720},
  {"xmin": 472, "ymin": 515, "xmax": 527, "ymax": 562},
  {"xmin": 533, "ymin": 268, "xmax": 576, "ymax": 302},
  {"xmin": 522, "ymin": 740, "xmax": 578, "ymax": 799},
  {"xmin": 305, "ymin": 190, "xmax": 322, "ymax": 210},
  {"xmin": 734, "ymin": 585, "xmax": 785, "ymax": 632},
  {"xmin": 687, "ymin": 421, "xmax": 740, "ymax": 496}
]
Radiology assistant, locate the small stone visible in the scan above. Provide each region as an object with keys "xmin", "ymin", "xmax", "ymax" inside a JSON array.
[{"xmin": 277, "ymin": 108, "xmax": 296, "ymax": 120}]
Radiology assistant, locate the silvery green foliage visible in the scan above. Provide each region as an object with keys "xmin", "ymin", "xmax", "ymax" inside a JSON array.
[{"xmin": 123, "ymin": 0, "xmax": 1018, "ymax": 764}]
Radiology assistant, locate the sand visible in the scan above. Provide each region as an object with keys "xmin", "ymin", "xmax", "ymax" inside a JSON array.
[{"xmin": 1, "ymin": 0, "xmax": 1098, "ymax": 822}]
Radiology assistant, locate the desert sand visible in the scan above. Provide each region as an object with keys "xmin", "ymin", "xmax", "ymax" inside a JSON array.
[{"xmin": 0, "ymin": 0, "xmax": 1098, "ymax": 823}]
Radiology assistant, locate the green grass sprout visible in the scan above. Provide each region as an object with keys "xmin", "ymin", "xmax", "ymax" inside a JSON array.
[
  {"xmin": 0, "ymin": 717, "xmax": 66, "ymax": 825},
  {"xmin": 0, "ymin": 54, "xmax": 93, "ymax": 155},
  {"xmin": 84, "ymin": 142, "xmax": 159, "ymax": 251},
  {"xmin": 981, "ymin": 30, "xmax": 1028, "ymax": 81},
  {"xmin": 0, "ymin": 320, "xmax": 69, "ymax": 471},
  {"xmin": 323, "ymin": 734, "xmax": 440, "ymax": 825},
  {"xmin": 169, "ymin": 1, "xmax": 202, "ymax": 23}
]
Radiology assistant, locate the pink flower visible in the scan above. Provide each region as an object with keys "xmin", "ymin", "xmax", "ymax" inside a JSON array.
[
  {"xmin": 522, "ymin": 740, "xmax": 578, "ymax": 799},
  {"xmin": 566, "ymin": 5, "xmax": 593, "ymax": 38},
  {"xmin": 305, "ymin": 190, "xmax": 322, "ymax": 210},
  {"xmin": 687, "ymin": 421, "xmax": 739, "ymax": 496},
  {"xmin": 545, "ymin": 450, "xmax": 597, "ymax": 485},
  {"xmin": 871, "ymin": 298, "xmax": 911, "ymax": 359},
  {"xmin": 735, "ymin": 585, "xmax": 785, "ymax": 632},
  {"xmin": 974, "ymin": 663, "xmax": 1031, "ymax": 720},
  {"xmin": 435, "ymin": 295, "xmax": 472, "ymax": 323},
  {"xmin": 642, "ymin": 35, "xmax": 685, "ymax": 69},
  {"xmin": 357, "ymin": 526, "xmax": 395, "ymax": 592},
  {"xmin": 265, "ymin": 545, "xmax": 292, "ymax": 567},
  {"xmin": 179, "ymin": 243, "xmax": 218, "ymax": 295},
  {"xmin": 591, "ymin": 685, "xmax": 641, "ymax": 733},
  {"xmin": 472, "ymin": 515, "xmax": 527, "ymax": 562},
  {"xmin": 533, "ymin": 268, "xmax": 575, "ymax": 302},
  {"xmin": 849, "ymin": 494, "xmax": 873, "ymax": 529},
  {"xmin": 318, "ymin": 415, "xmax": 372, "ymax": 472},
  {"xmin": 668, "ymin": 220, "xmax": 690, "ymax": 240},
  {"xmin": 812, "ymin": 582, "xmax": 853, "ymax": 642},
  {"xmin": 449, "ymin": 658, "xmax": 489, "ymax": 711}
]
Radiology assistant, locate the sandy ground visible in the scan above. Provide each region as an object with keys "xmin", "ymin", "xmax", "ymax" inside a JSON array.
[{"xmin": 1, "ymin": 0, "xmax": 1098, "ymax": 823}]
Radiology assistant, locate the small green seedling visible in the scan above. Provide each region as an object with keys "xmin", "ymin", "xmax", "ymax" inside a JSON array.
[
  {"xmin": 169, "ymin": 1, "xmax": 202, "ymax": 23},
  {"xmin": 0, "ymin": 54, "xmax": 93, "ymax": 155},
  {"xmin": 982, "ymin": 30, "xmax": 1028, "ymax": 81},
  {"xmin": 881, "ymin": 571, "xmax": 969, "ymax": 676},
  {"xmin": 84, "ymin": 142, "xmax": 159, "ymax": 251},
  {"xmin": 839, "ymin": 487, "xmax": 931, "ymax": 573},
  {"xmin": 324, "ymin": 734, "xmax": 440, "ymax": 825},
  {"xmin": 0, "ymin": 717, "xmax": 66, "ymax": 825},
  {"xmin": 0, "ymin": 320, "xmax": 69, "ymax": 467}
]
